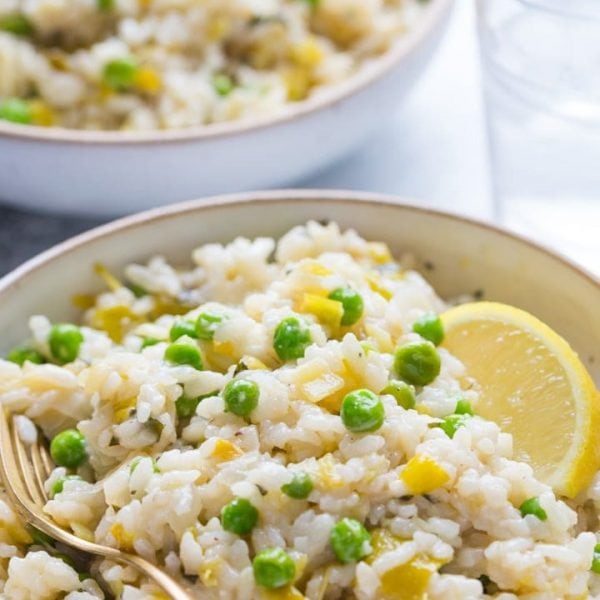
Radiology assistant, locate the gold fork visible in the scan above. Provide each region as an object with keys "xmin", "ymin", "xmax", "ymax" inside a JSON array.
[{"xmin": 0, "ymin": 405, "xmax": 194, "ymax": 600}]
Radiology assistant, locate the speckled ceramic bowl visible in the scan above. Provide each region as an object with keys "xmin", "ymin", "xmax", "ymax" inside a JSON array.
[{"xmin": 0, "ymin": 190, "xmax": 598, "ymax": 384}]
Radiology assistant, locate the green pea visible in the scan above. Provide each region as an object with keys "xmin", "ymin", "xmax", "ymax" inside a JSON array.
[
  {"xmin": 273, "ymin": 317, "xmax": 312, "ymax": 361},
  {"xmin": 341, "ymin": 389, "xmax": 385, "ymax": 433},
  {"xmin": 175, "ymin": 390, "xmax": 216, "ymax": 419},
  {"xmin": 393, "ymin": 341, "xmax": 441, "ymax": 386},
  {"xmin": 330, "ymin": 518, "xmax": 371, "ymax": 563},
  {"xmin": 221, "ymin": 498, "xmax": 259, "ymax": 535},
  {"xmin": 175, "ymin": 395, "xmax": 201, "ymax": 419},
  {"xmin": 169, "ymin": 319, "xmax": 198, "ymax": 341},
  {"xmin": 29, "ymin": 527, "xmax": 54, "ymax": 547},
  {"xmin": 380, "ymin": 380, "xmax": 416, "ymax": 410},
  {"xmin": 130, "ymin": 456, "xmax": 160, "ymax": 474},
  {"xmin": 97, "ymin": 0, "xmax": 114, "ymax": 10},
  {"xmin": 164, "ymin": 342, "xmax": 203, "ymax": 370},
  {"xmin": 253, "ymin": 547, "xmax": 296, "ymax": 589},
  {"xmin": 48, "ymin": 324, "xmax": 84, "ymax": 364},
  {"xmin": 6, "ymin": 347, "xmax": 45, "ymax": 366},
  {"xmin": 54, "ymin": 552, "xmax": 76, "ymax": 569},
  {"xmin": 140, "ymin": 336, "xmax": 161, "ymax": 349},
  {"xmin": 0, "ymin": 14, "xmax": 33, "ymax": 36},
  {"xmin": 195, "ymin": 313, "xmax": 223, "ymax": 341},
  {"xmin": 50, "ymin": 475, "xmax": 83, "ymax": 498},
  {"xmin": 455, "ymin": 399, "xmax": 474, "ymax": 415},
  {"xmin": 328, "ymin": 287, "xmax": 364, "ymax": 326},
  {"xmin": 103, "ymin": 57, "xmax": 138, "ymax": 91},
  {"xmin": 439, "ymin": 414, "xmax": 471, "ymax": 438},
  {"xmin": 0, "ymin": 98, "xmax": 32, "ymax": 124},
  {"xmin": 519, "ymin": 497, "xmax": 547, "ymax": 521},
  {"xmin": 212, "ymin": 73, "xmax": 234, "ymax": 97},
  {"xmin": 50, "ymin": 429, "xmax": 87, "ymax": 469},
  {"xmin": 223, "ymin": 379, "xmax": 259, "ymax": 417},
  {"xmin": 412, "ymin": 313, "xmax": 444, "ymax": 346},
  {"xmin": 281, "ymin": 471, "xmax": 313, "ymax": 499},
  {"xmin": 127, "ymin": 282, "xmax": 147, "ymax": 298},
  {"xmin": 591, "ymin": 544, "xmax": 600, "ymax": 573}
]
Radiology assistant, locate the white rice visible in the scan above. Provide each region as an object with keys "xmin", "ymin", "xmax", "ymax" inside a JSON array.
[
  {"xmin": 0, "ymin": 0, "xmax": 426, "ymax": 130},
  {"xmin": 0, "ymin": 220, "xmax": 599, "ymax": 599}
]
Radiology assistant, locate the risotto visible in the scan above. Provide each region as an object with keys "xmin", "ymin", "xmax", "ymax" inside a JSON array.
[
  {"xmin": 0, "ymin": 0, "xmax": 426, "ymax": 130},
  {"xmin": 1, "ymin": 221, "xmax": 599, "ymax": 599}
]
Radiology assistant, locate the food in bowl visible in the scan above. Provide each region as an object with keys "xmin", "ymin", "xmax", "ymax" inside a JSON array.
[
  {"xmin": 0, "ymin": 220, "xmax": 599, "ymax": 599},
  {"xmin": 0, "ymin": 0, "xmax": 427, "ymax": 131}
]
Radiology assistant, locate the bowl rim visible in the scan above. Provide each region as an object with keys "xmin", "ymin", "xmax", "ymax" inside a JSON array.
[
  {"xmin": 0, "ymin": 190, "xmax": 598, "ymax": 299},
  {"xmin": 0, "ymin": 0, "xmax": 452, "ymax": 146}
]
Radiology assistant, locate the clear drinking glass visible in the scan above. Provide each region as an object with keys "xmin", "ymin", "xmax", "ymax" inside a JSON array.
[{"xmin": 477, "ymin": 0, "xmax": 600, "ymax": 273}]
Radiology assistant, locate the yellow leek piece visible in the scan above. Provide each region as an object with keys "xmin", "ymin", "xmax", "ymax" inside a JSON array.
[
  {"xmin": 302, "ymin": 372, "xmax": 345, "ymax": 404},
  {"xmin": 94, "ymin": 262, "xmax": 122, "ymax": 292},
  {"xmin": 261, "ymin": 586, "xmax": 306, "ymax": 600},
  {"xmin": 284, "ymin": 67, "xmax": 311, "ymax": 101},
  {"xmin": 316, "ymin": 454, "xmax": 344, "ymax": 490},
  {"xmin": 205, "ymin": 16, "xmax": 231, "ymax": 41},
  {"xmin": 99, "ymin": 84, "xmax": 115, "ymax": 99},
  {"xmin": 292, "ymin": 38, "xmax": 323, "ymax": 69},
  {"xmin": 91, "ymin": 305, "xmax": 141, "ymax": 342},
  {"xmin": 240, "ymin": 356, "xmax": 268, "ymax": 370},
  {"xmin": 29, "ymin": 100, "xmax": 55, "ymax": 127},
  {"xmin": 318, "ymin": 359, "xmax": 360, "ymax": 413},
  {"xmin": 71, "ymin": 294, "xmax": 96, "ymax": 310},
  {"xmin": 299, "ymin": 293, "xmax": 343, "ymax": 327},
  {"xmin": 294, "ymin": 358, "xmax": 345, "ymax": 403},
  {"xmin": 109, "ymin": 522, "xmax": 135, "ymax": 552},
  {"xmin": 112, "ymin": 396, "xmax": 137, "ymax": 423},
  {"xmin": 367, "ymin": 242, "xmax": 393, "ymax": 264},
  {"xmin": 212, "ymin": 439, "xmax": 243, "ymax": 461},
  {"xmin": 367, "ymin": 529, "xmax": 443, "ymax": 600},
  {"xmin": 213, "ymin": 340, "xmax": 235, "ymax": 357},
  {"xmin": 134, "ymin": 67, "xmax": 162, "ymax": 94},
  {"xmin": 48, "ymin": 52, "xmax": 67, "ymax": 71},
  {"xmin": 367, "ymin": 528, "xmax": 406, "ymax": 560},
  {"xmin": 400, "ymin": 455, "xmax": 449, "ymax": 495},
  {"xmin": 379, "ymin": 556, "xmax": 438, "ymax": 600},
  {"xmin": 150, "ymin": 297, "xmax": 196, "ymax": 319},
  {"xmin": 198, "ymin": 558, "xmax": 221, "ymax": 587},
  {"xmin": 302, "ymin": 260, "xmax": 333, "ymax": 276},
  {"xmin": 0, "ymin": 519, "xmax": 32, "ymax": 545},
  {"xmin": 366, "ymin": 273, "xmax": 393, "ymax": 300},
  {"xmin": 364, "ymin": 323, "xmax": 395, "ymax": 353}
]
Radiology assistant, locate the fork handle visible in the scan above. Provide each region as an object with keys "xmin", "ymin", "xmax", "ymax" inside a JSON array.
[{"xmin": 116, "ymin": 553, "xmax": 195, "ymax": 600}]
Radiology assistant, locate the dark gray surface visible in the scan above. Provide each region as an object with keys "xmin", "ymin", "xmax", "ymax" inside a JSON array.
[{"xmin": 0, "ymin": 205, "xmax": 103, "ymax": 276}]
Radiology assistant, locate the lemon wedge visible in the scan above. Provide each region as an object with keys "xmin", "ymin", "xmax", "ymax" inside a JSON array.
[{"xmin": 441, "ymin": 301, "xmax": 600, "ymax": 497}]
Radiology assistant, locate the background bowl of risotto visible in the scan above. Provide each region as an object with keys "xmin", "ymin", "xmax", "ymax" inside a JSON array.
[{"xmin": 0, "ymin": 0, "xmax": 452, "ymax": 215}]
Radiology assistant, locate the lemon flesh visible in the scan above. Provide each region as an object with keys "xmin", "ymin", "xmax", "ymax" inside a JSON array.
[{"xmin": 441, "ymin": 301, "xmax": 600, "ymax": 497}]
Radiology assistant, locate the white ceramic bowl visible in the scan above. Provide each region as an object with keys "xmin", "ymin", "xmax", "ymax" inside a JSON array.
[
  {"xmin": 0, "ymin": 190, "xmax": 598, "ymax": 385},
  {"xmin": 0, "ymin": 0, "xmax": 452, "ymax": 216}
]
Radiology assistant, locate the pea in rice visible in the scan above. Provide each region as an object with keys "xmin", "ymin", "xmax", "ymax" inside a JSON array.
[
  {"xmin": 0, "ymin": 0, "xmax": 426, "ymax": 130},
  {"xmin": 1, "ymin": 221, "xmax": 599, "ymax": 599}
]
